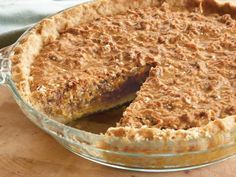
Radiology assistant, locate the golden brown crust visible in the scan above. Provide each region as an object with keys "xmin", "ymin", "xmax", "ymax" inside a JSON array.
[
  {"xmin": 104, "ymin": 115, "xmax": 236, "ymax": 153},
  {"xmin": 10, "ymin": 0, "xmax": 236, "ymax": 153}
]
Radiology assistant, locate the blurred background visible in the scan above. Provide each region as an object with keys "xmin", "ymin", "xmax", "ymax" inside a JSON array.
[{"xmin": 0, "ymin": 0, "xmax": 89, "ymax": 48}]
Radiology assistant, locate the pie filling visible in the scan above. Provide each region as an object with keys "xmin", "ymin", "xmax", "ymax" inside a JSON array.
[
  {"xmin": 30, "ymin": 65, "xmax": 150, "ymax": 122},
  {"xmin": 101, "ymin": 67, "xmax": 150, "ymax": 103},
  {"xmin": 27, "ymin": 2, "xmax": 236, "ymax": 131}
]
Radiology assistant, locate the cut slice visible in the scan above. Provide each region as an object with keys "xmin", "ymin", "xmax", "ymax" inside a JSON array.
[{"xmin": 107, "ymin": 53, "xmax": 236, "ymax": 133}]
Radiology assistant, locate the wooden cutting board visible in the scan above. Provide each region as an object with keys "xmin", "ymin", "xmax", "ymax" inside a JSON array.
[{"xmin": 0, "ymin": 87, "xmax": 236, "ymax": 177}]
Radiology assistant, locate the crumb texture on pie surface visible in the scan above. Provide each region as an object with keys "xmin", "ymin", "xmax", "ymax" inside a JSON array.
[
  {"xmin": 117, "ymin": 8, "xmax": 236, "ymax": 129},
  {"xmin": 106, "ymin": 1, "xmax": 236, "ymax": 147},
  {"xmin": 10, "ymin": 0, "xmax": 236, "ymax": 151},
  {"xmin": 11, "ymin": 0, "xmax": 163, "ymax": 122}
]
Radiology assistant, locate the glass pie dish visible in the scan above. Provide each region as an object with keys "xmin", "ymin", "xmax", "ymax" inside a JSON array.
[{"xmin": 1, "ymin": 0, "xmax": 236, "ymax": 172}]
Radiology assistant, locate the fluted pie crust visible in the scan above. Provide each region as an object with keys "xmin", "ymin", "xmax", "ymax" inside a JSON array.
[{"xmin": 11, "ymin": 0, "xmax": 236, "ymax": 155}]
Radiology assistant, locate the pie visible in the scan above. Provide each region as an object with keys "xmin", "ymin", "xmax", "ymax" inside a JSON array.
[{"xmin": 11, "ymin": 0, "xmax": 236, "ymax": 153}]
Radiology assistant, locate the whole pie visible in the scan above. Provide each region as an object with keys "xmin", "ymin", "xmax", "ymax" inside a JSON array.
[{"xmin": 11, "ymin": 0, "xmax": 236, "ymax": 153}]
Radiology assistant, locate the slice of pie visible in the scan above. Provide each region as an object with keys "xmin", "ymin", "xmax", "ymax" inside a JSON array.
[
  {"xmin": 106, "ymin": 55, "xmax": 236, "ymax": 146},
  {"xmin": 112, "ymin": 57, "xmax": 236, "ymax": 131},
  {"xmin": 11, "ymin": 0, "xmax": 236, "ymax": 153}
]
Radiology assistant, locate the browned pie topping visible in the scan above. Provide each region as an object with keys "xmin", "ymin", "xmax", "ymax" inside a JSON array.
[
  {"xmin": 29, "ymin": 3, "xmax": 236, "ymax": 127},
  {"xmin": 119, "ymin": 59, "xmax": 236, "ymax": 130},
  {"xmin": 116, "ymin": 4, "xmax": 236, "ymax": 130},
  {"xmin": 30, "ymin": 6, "xmax": 162, "ymax": 119}
]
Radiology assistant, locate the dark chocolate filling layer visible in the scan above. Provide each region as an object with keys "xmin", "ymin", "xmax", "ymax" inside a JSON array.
[{"xmin": 101, "ymin": 67, "xmax": 150, "ymax": 104}]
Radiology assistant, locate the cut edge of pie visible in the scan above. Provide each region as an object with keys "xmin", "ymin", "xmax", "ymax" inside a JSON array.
[
  {"xmin": 10, "ymin": 0, "xmax": 162, "ymax": 123},
  {"xmin": 10, "ymin": 0, "xmax": 236, "ymax": 153},
  {"xmin": 104, "ymin": 115, "xmax": 236, "ymax": 152}
]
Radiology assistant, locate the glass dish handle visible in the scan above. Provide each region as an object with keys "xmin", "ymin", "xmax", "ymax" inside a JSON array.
[{"xmin": 0, "ymin": 50, "xmax": 11, "ymax": 85}]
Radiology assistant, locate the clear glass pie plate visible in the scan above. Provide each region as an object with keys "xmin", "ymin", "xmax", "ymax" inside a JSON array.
[{"xmin": 1, "ymin": 2, "xmax": 236, "ymax": 172}]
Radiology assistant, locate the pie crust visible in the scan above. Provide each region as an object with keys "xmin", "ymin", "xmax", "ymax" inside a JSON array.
[{"xmin": 10, "ymin": 0, "xmax": 236, "ymax": 154}]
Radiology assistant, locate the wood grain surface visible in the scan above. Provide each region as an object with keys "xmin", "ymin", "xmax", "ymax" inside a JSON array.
[
  {"xmin": 1, "ymin": 0, "xmax": 236, "ymax": 173},
  {"xmin": 0, "ymin": 86, "xmax": 236, "ymax": 177}
]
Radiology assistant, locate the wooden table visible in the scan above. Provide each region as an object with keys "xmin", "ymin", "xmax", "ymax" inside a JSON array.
[{"xmin": 1, "ymin": 87, "xmax": 236, "ymax": 177}]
